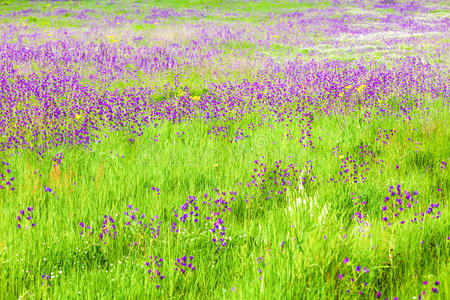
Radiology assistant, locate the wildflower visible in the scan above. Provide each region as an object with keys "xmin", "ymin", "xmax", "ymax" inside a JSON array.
[
  {"xmin": 355, "ymin": 85, "xmax": 367, "ymax": 94},
  {"xmin": 146, "ymin": 255, "xmax": 164, "ymax": 289},
  {"xmin": 174, "ymin": 255, "xmax": 195, "ymax": 273},
  {"xmin": 17, "ymin": 207, "xmax": 35, "ymax": 230}
]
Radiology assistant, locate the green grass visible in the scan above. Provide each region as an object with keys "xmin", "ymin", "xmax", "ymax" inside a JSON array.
[
  {"xmin": 1, "ymin": 99, "xmax": 448, "ymax": 298},
  {"xmin": 151, "ymin": 0, "xmax": 331, "ymax": 12}
]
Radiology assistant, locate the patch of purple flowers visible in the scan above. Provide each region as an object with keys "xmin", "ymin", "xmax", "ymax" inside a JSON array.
[{"xmin": 17, "ymin": 206, "xmax": 36, "ymax": 229}]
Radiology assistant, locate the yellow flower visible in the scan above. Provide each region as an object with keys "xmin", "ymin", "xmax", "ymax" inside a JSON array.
[
  {"xmin": 345, "ymin": 85, "xmax": 353, "ymax": 90},
  {"xmin": 272, "ymin": 35, "xmax": 280, "ymax": 39},
  {"xmin": 192, "ymin": 96, "xmax": 200, "ymax": 101},
  {"xmin": 338, "ymin": 92, "xmax": 344, "ymax": 97},
  {"xmin": 75, "ymin": 114, "xmax": 81, "ymax": 120},
  {"xmin": 213, "ymin": 163, "xmax": 218, "ymax": 168},
  {"xmin": 355, "ymin": 84, "xmax": 367, "ymax": 94}
]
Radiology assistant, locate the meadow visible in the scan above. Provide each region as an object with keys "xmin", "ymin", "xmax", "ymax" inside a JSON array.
[{"xmin": 0, "ymin": 0, "xmax": 449, "ymax": 298}]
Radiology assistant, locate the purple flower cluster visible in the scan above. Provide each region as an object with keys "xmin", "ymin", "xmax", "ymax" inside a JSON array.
[
  {"xmin": 376, "ymin": 128, "xmax": 396, "ymax": 145},
  {"xmin": 417, "ymin": 280, "xmax": 440, "ymax": 298},
  {"xmin": 0, "ymin": 161, "xmax": 14, "ymax": 191},
  {"xmin": 338, "ymin": 257, "xmax": 372, "ymax": 296},
  {"xmin": 17, "ymin": 207, "xmax": 36, "ymax": 229},
  {"xmin": 52, "ymin": 152, "xmax": 64, "ymax": 166},
  {"xmin": 142, "ymin": 8, "xmax": 205, "ymax": 24},
  {"xmin": 374, "ymin": 0, "xmax": 429, "ymax": 13},
  {"xmin": 172, "ymin": 195, "xmax": 199, "ymax": 233},
  {"xmin": 257, "ymin": 256, "xmax": 265, "ymax": 281},
  {"xmin": 351, "ymin": 200, "xmax": 372, "ymax": 238},
  {"xmin": 124, "ymin": 205, "xmax": 161, "ymax": 246},
  {"xmin": 1, "ymin": 44, "xmax": 446, "ymax": 158},
  {"xmin": 44, "ymin": 185, "xmax": 56, "ymax": 195},
  {"xmin": 79, "ymin": 215, "xmax": 117, "ymax": 242},
  {"xmin": 151, "ymin": 186, "xmax": 160, "ymax": 196},
  {"xmin": 424, "ymin": 202, "xmax": 441, "ymax": 219},
  {"xmin": 145, "ymin": 255, "xmax": 165, "ymax": 289},
  {"xmin": 382, "ymin": 185, "xmax": 418, "ymax": 225},
  {"xmin": 330, "ymin": 145, "xmax": 382, "ymax": 184},
  {"xmin": 247, "ymin": 158, "xmax": 301, "ymax": 202},
  {"xmin": 99, "ymin": 215, "xmax": 117, "ymax": 242},
  {"xmin": 382, "ymin": 185, "xmax": 441, "ymax": 225},
  {"xmin": 210, "ymin": 217, "xmax": 226, "ymax": 248},
  {"xmin": 208, "ymin": 125, "xmax": 229, "ymax": 139},
  {"xmin": 124, "ymin": 205, "xmax": 145, "ymax": 227},
  {"xmin": 174, "ymin": 255, "xmax": 195, "ymax": 274},
  {"xmin": 79, "ymin": 222, "xmax": 92, "ymax": 236},
  {"xmin": 203, "ymin": 190, "xmax": 236, "ymax": 249},
  {"xmin": 41, "ymin": 274, "xmax": 51, "ymax": 287}
]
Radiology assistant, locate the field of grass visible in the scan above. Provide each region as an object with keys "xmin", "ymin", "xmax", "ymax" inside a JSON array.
[{"xmin": 0, "ymin": 0, "xmax": 449, "ymax": 299}]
